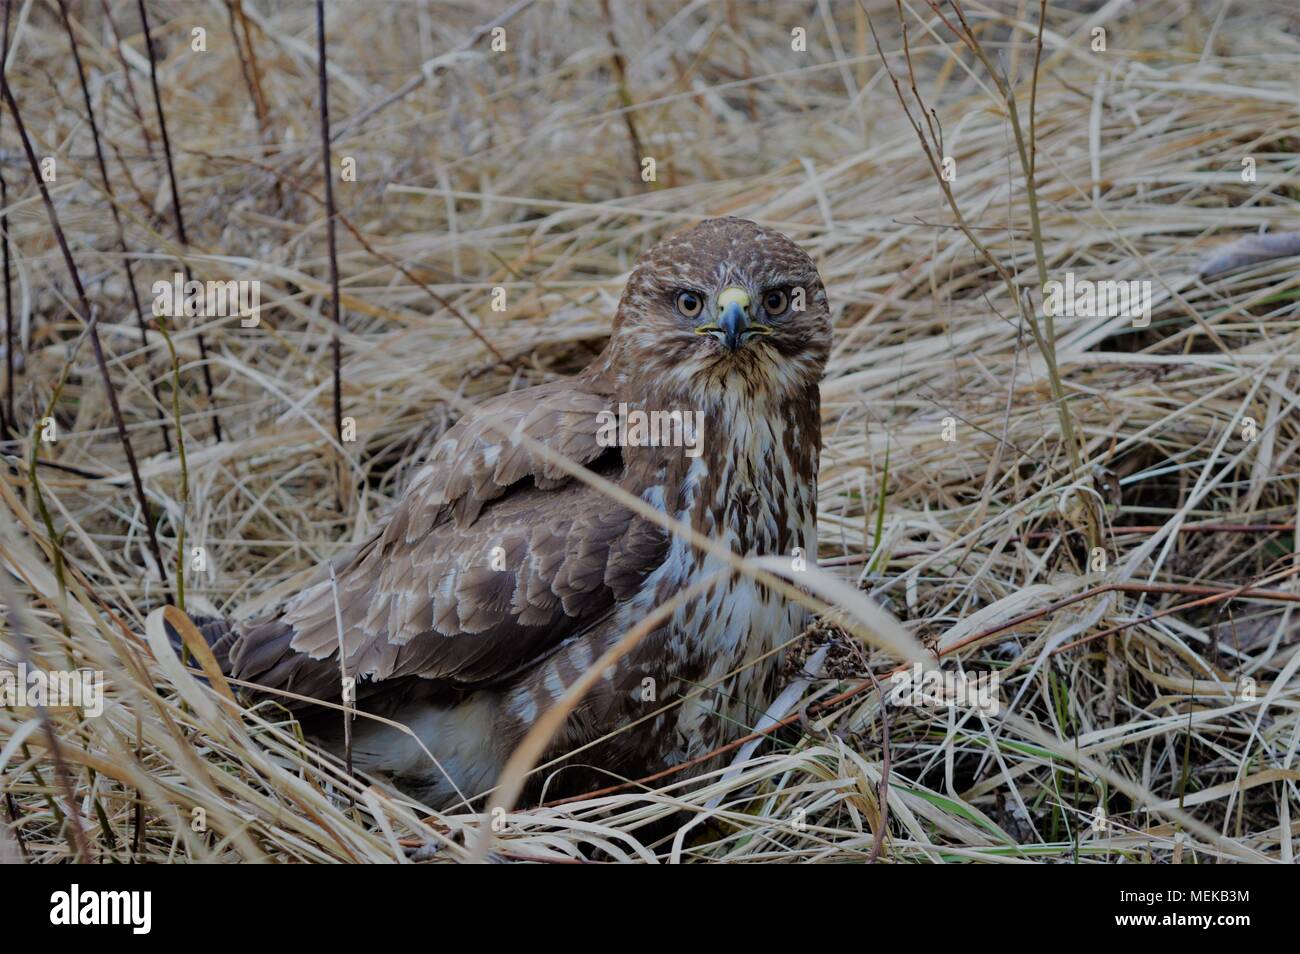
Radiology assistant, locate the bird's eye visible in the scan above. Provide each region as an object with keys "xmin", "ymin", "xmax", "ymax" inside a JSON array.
[
  {"xmin": 763, "ymin": 288, "xmax": 789, "ymax": 315},
  {"xmin": 675, "ymin": 290, "xmax": 704, "ymax": 318}
]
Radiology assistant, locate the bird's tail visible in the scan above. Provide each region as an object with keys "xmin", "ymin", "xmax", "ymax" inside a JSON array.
[{"xmin": 163, "ymin": 612, "xmax": 240, "ymax": 674}]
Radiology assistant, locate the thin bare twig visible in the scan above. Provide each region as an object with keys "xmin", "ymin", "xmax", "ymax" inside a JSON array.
[
  {"xmin": 314, "ymin": 0, "xmax": 345, "ymax": 499},
  {"xmin": 57, "ymin": 0, "xmax": 171, "ymax": 453},
  {"xmin": 0, "ymin": 73, "xmax": 170, "ymax": 596},
  {"xmin": 0, "ymin": 0, "xmax": 13, "ymax": 438},
  {"xmin": 136, "ymin": 0, "xmax": 223, "ymax": 443},
  {"xmin": 96, "ymin": 0, "xmax": 154, "ymax": 160},
  {"xmin": 863, "ymin": 0, "xmax": 1095, "ymax": 546}
]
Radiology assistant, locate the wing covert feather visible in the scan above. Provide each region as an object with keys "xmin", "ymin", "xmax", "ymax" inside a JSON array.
[{"xmin": 227, "ymin": 379, "xmax": 669, "ymax": 699}]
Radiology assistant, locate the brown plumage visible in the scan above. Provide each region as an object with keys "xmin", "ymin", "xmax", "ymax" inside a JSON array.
[{"xmin": 191, "ymin": 217, "xmax": 832, "ymax": 808}]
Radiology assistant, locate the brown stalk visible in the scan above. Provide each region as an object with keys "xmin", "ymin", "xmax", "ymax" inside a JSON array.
[
  {"xmin": 136, "ymin": 0, "xmax": 223, "ymax": 443},
  {"xmin": 0, "ymin": 73, "xmax": 170, "ymax": 596},
  {"xmin": 1, "ymin": 0, "xmax": 12, "ymax": 438},
  {"xmin": 226, "ymin": 0, "xmax": 272, "ymax": 145},
  {"xmin": 863, "ymin": 0, "xmax": 1095, "ymax": 547},
  {"xmin": 314, "ymin": 0, "xmax": 345, "ymax": 477},
  {"xmin": 96, "ymin": 0, "xmax": 154, "ymax": 160},
  {"xmin": 599, "ymin": 0, "xmax": 647, "ymax": 182},
  {"xmin": 57, "ymin": 0, "xmax": 171, "ymax": 453}
]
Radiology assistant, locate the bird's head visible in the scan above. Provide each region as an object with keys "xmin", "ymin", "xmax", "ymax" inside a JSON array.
[{"xmin": 602, "ymin": 217, "xmax": 831, "ymax": 400}]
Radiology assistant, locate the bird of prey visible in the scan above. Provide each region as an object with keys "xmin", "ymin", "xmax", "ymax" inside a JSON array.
[{"xmin": 185, "ymin": 217, "xmax": 831, "ymax": 808}]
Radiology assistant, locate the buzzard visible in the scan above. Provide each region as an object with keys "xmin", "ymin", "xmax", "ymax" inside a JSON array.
[{"xmin": 184, "ymin": 217, "xmax": 831, "ymax": 808}]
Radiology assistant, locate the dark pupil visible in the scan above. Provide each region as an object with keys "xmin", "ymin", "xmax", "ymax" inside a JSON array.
[
  {"xmin": 767, "ymin": 292, "xmax": 783, "ymax": 309},
  {"xmin": 682, "ymin": 294, "xmax": 698, "ymax": 311}
]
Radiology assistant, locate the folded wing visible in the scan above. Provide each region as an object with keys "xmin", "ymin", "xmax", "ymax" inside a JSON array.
[{"xmin": 226, "ymin": 380, "xmax": 669, "ymax": 702}]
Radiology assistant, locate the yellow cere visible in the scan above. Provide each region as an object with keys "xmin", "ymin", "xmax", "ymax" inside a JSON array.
[{"xmin": 716, "ymin": 287, "xmax": 750, "ymax": 311}]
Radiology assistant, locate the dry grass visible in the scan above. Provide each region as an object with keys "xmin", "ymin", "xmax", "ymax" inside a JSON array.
[{"xmin": 2, "ymin": 0, "xmax": 1299, "ymax": 863}]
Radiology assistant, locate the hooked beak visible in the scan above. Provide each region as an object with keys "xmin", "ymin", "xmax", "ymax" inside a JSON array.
[
  {"xmin": 696, "ymin": 287, "xmax": 761, "ymax": 353},
  {"xmin": 718, "ymin": 298, "xmax": 749, "ymax": 352}
]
